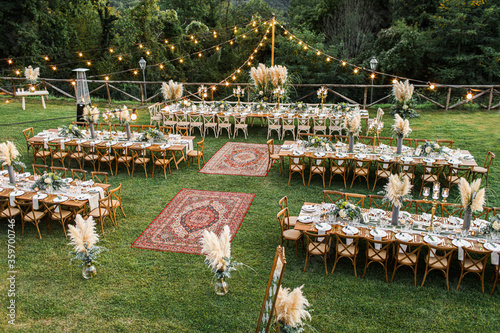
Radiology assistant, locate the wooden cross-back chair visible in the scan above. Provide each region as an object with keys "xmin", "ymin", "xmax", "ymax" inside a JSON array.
[{"xmin": 303, "ymin": 231, "xmax": 331, "ymax": 276}]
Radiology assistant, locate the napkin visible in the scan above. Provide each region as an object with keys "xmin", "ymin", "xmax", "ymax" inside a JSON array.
[
  {"xmin": 43, "ymin": 138, "xmax": 49, "ymax": 149},
  {"xmin": 370, "ymin": 229, "xmax": 387, "ymax": 250},
  {"xmin": 17, "ymin": 172, "xmax": 31, "ymax": 179},
  {"xmin": 88, "ymin": 193, "xmax": 99, "ymax": 211},
  {"xmin": 315, "ymin": 223, "xmax": 331, "ymax": 242},
  {"xmin": 485, "ymin": 243, "xmax": 500, "ymax": 265},
  {"xmin": 0, "ymin": 170, "xmax": 8, "ymax": 176},
  {"xmin": 424, "ymin": 235, "xmax": 443, "ymax": 257},
  {"xmin": 9, "ymin": 192, "xmax": 20, "ymax": 207},
  {"xmin": 396, "ymin": 232, "xmax": 413, "ymax": 253},
  {"xmin": 452, "ymin": 239, "xmax": 471, "ymax": 261},
  {"xmin": 89, "ymin": 187, "xmax": 105, "ymax": 199},
  {"xmin": 32, "ymin": 193, "xmax": 47, "ymax": 210},
  {"xmin": 342, "ymin": 226, "xmax": 359, "ymax": 245}
]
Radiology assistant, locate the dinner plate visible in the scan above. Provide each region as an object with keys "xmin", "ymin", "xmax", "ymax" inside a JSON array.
[
  {"xmin": 396, "ymin": 232, "xmax": 413, "ymax": 242},
  {"xmin": 53, "ymin": 196, "xmax": 69, "ymax": 203},
  {"xmin": 11, "ymin": 190, "xmax": 25, "ymax": 196},
  {"xmin": 87, "ymin": 187, "xmax": 101, "ymax": 194},
  {"xmin": 424, "ymin": 235, "xmax": 442, "ymax": 244},
  {"xmin": 370, "ymin": 229, "xmax": 387, "ymax": 238},
  {"xmin": 298, "ymin": 216, "xmax": 313, "ymax": 223},
  {"xmin": 33, "ymin": 193, "xmax": 48, "ymax": 200},
  {"xmin": 370, "ymin": 208, "xmax": 385, "ymax": 216},
  {"xmin": 76, "ymin": 194, "xmax": 91, "ymax": 201},
  {"xmin": 401, "ymin": 157, "xmax": 414, "ymax": 163},
  {"xmin": 314, "ymin": 152, "xmax": 326, "ymax": 157},
  {"xmin": 336, "ymin": 153, "xmax": 347, "ymax": 158},
  {"xmin": 302, "ymin": 205, "xmax": 316, "ymax": 212},
  {"xmin": 342, "ymin": 226, "xmax": 359, "ymax": 235},
  {"xmin": 281, "ymin": 145, "xmax": 292, "ymax": 150},
  {"xmin": 160, "ymin": 144, "xmax": 171, "ymax": 149},
  {"xmin": 292, "ymin": 150, "xmax": 303, "ymax": 156},
  {"xmin": 422, "ymin": 158, "xmax": 435, "ymax": 164},
  {"xmin": 485, "ymin": 242, "xmax": 500, "ymax": 252},
  {"xmin": 452, "ymin": 239, "xmax": 471, "ymax": 248},
  {"xmin": 400, "ymin": 211, "xmax": 412, "ymax": 219},
  {"xmin": 355, "ymin": 154, "xmax": 366, "ymax": 159}
]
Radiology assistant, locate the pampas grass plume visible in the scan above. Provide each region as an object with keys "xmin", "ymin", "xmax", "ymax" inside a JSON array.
[
  {"xmin": 67, "ymin": 214, "xmax": 99, "ymax": 253},
  {"xmin": 201, "ymin": 225, "xmax": 231, "ymax": 271},
  {"xmin": 275, "ymin": 285, "xmax": 311, "ymax": 328}
]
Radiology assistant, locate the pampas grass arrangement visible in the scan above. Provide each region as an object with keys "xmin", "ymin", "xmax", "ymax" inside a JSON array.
[
  {"xmin": 384, "ymin": 174, "xmax": 413, "ymax": 207},
  {"xmin": 200, "ymin": 226, "xmax": 242, "ymax": 279},
  {"xmin": 344, "ymin": 112, "xmax": 361, "ymax": 135},
  {"xmin": 83, "ymin": 105, "xmax": 100, "ymax": 123},
  {"xmin": 0, "ymin": 141, "xmax": 20, "ymax": 166},
  {"xmin": 161, "ymin": 80, "xmax": 183, "ymax": 101},
  {"xmin": 68, "ymin": 215, "xmax": 107, "ymax": 272},
  {"xmin": 393, "ymin": 80, "xmax": 414, "ymax": 104},
  {"xmin": 24, "ymin": 65, "xmax": 40, "ymax": 83},
  {"xmin": 459, "ymin": 178, "xmax": 486, "ymax": 212},
  {"xmin": 118, "ymin": 105, "xmax": 131, "ymax": 123},
  {"xmin": 275, "ymin": 285, "xmax": 312, "ymax": 332},
  {"xmin": 392, "ymin": 114, "xmax": 412, "ymax": 137}
]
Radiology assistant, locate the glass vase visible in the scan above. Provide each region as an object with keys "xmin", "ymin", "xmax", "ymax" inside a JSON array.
[
  {"xmin": 214, "ymin": 277, "xmax": 228, "ymax": 296},
  {"xmin": 82, "ymin": 262, "xmax": 97, "ymax": 279}
]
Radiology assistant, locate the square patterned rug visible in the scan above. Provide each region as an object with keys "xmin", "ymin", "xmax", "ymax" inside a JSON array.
[
  {"xmin": 131, "ymin": 188, "xmax": 255, "ymax": 254},
  {"xmin": 199, "ymin": 142, "xmax": 278, "ymax": 177}
]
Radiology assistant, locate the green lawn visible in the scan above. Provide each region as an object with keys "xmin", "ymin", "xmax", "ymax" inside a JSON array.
[{"xmin": 0, "ymin": 96, "xmax": 499, "ymax": 332}]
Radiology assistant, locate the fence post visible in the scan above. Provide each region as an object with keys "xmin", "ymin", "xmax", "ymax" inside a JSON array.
[
  {"xmin": 11, "ymin": 79, "xmax": 16, "ymax": 97},
  {"xmin": 42, "ymin": 80, "xmax": 48, "ymax": 99},
  {"xmin": 105, "ymin": 82, "xmax": 111, "ymax": 105},
  {"xmin": 445, "ymin": 87, "xmax": 451, "ymax": 111},
  {"xmin": 488, "ymin": 87, "xmax": 493, "ymax": 111},
  {"xmin": 363, "ymin": 87, "xmax": 368, "ymax": 109}
]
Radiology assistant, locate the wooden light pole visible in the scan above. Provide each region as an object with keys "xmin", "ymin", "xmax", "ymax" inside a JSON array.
[{"xmin": 271, "ymin": 14, "xmax": 275, "ymax": 66}]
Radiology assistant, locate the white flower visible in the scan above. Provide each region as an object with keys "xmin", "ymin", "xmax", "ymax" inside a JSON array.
[
  {"xmin": 434, "ymin": 144, "xmax": 440, "ymax": 149},
  {"xmin": 339, "ymin": 210, "xmax": 347, "ymax": 218},
  {"xmin": 259, "ymin": 91, "xmax": 264, "ymax": 95},
  {"xmin": 403, "ymin": 104, "xmax": 408, "ymax": 110},
  {"xmin": 493, "ymin": 221, "xmax": 500, "ymax": 231},
  {"xmin": 44, "ymin": 177, "xmax": 52, "ymax": 184},
  {"xmin": 425, "ymin": 147, "xmax": 432, "ymax": 154}
]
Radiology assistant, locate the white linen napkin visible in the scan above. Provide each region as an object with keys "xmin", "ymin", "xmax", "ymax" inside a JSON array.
[
  {"xmin": 452, "ymin": 239, "xmax": 471, "ymax": 261},
  {"xmin": 342, "ymin": 226, "xmax": 359, "ymax": 245},
  {"xmin": 485, "ymin": 243, "xmax": 500, "ymax": 265},
  {"xmin": 88, "ymin": 193, "xmax": 99, "ymax": 211},
  {"xmin": 370, "ymin": 229, "xmax": 387, "ymax": 250},
  {"xmin": 424, "ymin": 235, "xmax": 443, "ymax": 257},
  {"xmin": 43, "ymin": 138, "xmax": 49, "ymax": 149},
  {"xmin": 315, "ymin": 223, "xmax": 331, "ymax": 242},
  {"xmin": 9, "ymin": 192, "xmax": 16, "ymax": 207},
  {"xmin": 395, "ymin": 232, "xmax": 413, "ymax": 253}
]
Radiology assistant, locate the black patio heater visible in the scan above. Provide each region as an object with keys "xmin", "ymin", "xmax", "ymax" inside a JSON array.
[{"xmin": 73, "ymin": 68, "xmax": 91, "ymax": 121}]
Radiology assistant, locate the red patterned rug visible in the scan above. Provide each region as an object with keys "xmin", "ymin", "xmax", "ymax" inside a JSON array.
[
  {"xmin": 200, "ymin": 142, "xmax": 278, "ymax": 177},
  {"xmin": 131, "ymin": 189, "xmax": 255, "ymax": 254}
]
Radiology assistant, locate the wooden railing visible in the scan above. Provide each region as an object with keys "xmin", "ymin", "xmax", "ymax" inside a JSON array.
[{"xmin": 1, "ymin": 77, "xmax": 499, "ymax": 111}]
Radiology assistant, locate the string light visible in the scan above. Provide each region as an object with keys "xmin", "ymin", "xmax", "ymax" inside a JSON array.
[
  {"xmin": 353, "ymin": 68, "xmax": 358, "ymax": 74},
  {"xmin": 326, "ymin": 57, "xmax": 331, "ymax": 62},
  {"xmin": 133, "ymin": 70, "xmax": 138, "ymax": 75},
  {"xmin": 71, "ymin": 81, "xmax": 76, "ymax": 86},
  {"xmin": 171, "ymin": 45, "xmax": 175, "ymax": 50},
  {"xmin": 87, "ymin": 61, "xmax": 91, "ymax": 66},
  {"xmin": 242, "ymin": 34, "xmax": 246, "ymax": 38},
  {"xmin": 105, "ymin": 76, "xmax": 109, "ymax": 81},
  {"xmin": 429, "ymin": 83, "xmax": 435, "ymax": 90},
  {"xmin": 109, "ymin": 49, "xmax": 114, "ymax": 53},
  {"xmin": 225, "ymin": 81, "xmax": 229, "ymax": 86},
  {"xmin": 198, "ymin": 52, "xmax": 202, "ymax": 57},
  {"xmin": 159, "ymin": 64, "xmax": 164, "ymax": 69},
  {"xmin": 303, "ymin": 45, "xmax": 307, "ymax": 50},
  {"xmin": 316, "ymin": 51, "xmax": 321, "ymax": 56},
  {"xmin": 341, "ymin": 61, "xmax": 346, "ymax": 66},
  {"xmin": 139, "ymin": 44, "xmax": 143, "ymax": 48},
  {"xmin": 190, "ymin": 35, "xmax": 194, "ymax": 40},
  {"xmin": 194, "ymin": 40, "xmax": 198, "ymax": 44},
  {"xmin": 131, "ymin": 109, "xmax": 137, "ymax": 121},
  {"xmin": 118, "ymin": 56, "xmax": 123, "ymax": 61},
  {"xmin": 212, "ymin": 86, "xmax": 216, "ymax": 91},
  {"xmin": 230, "ymin": 40, "xmax": 234, "ymax": 45},
  {"xmin": 44, "ymin": 56, "xmax": 49, "ymax": 61},
  {"xmin": 392, "ymin": 78, "xmax": 398, "ymax": 84},
  {"xmin": 370, "ymin": 73, "xmax": 375, "ymax": 79},
  {"xmin": 466, "ymin": 91, "xmax": 473, "ymax": 100},
  {"xmin": 7, "ymin": 59, "xmax": 12, "ymax": 65},
  {"xmin": 15, "ymin": 70, "xmax": 20, "ymax": 75},
  {"xmin": 232, "ymin": 75, "xmax": 236, "ymax": 80},
  {"xmin": 179, "ymin": 58, "xmax": 183, "ymax": 63},
  {"xmin": 216, "ymin": 46, "xmax": 220, "ymax": 51},
  {"xmin": 52, "ymin": 66, "xmax": 57, "ymax": 71},
  {"xmin": 79, "ymin": 52, "xmax": 83, "ymax": 57},
  {"xmin": 164, "ymin": 39, "xmax": 169, "ymax": 44}
]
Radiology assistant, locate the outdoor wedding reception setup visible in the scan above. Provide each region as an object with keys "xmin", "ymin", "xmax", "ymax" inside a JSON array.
[{"xmin": 0, "ymin": 1, "xmax": 499, "ymax": 332}]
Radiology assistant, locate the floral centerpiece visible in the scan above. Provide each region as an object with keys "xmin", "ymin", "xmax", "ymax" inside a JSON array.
[
  {"xmin": 334, "ymin": 201, "xmax": 362, "ymax": 221},
  {"xmin": 139, "ymin": 127, "xmax": 164, "ymax": 142},
  {"xmin": 335, "ymin": 102, "xmax": 354, "ymax": 113},
  {"xmin": 417, "ymin": 141, "xmax": 441, "ymax": 157},
  {"xmin": 68, "ymin": 215, "xmax": 107, "ymax": 279},
  {"xmin": 82, "ymin": 105, "xmax": 100, "ymax": 139},
  {"xmin": 24, "ymin": 65, "xmax": 40, "ymax": 84},
  {"xmin": 392, "ymin": 114, "xmax": 412, "ymax": 154},
  {"xmin": 161, "ymin": 80, "xmax": 183, "ymax": 102},
  {"xmin": 304, "ymin": 136, "xmax": 332, "ymax": 150},
  {"xmin": 383, "ymin": 174, "xmax": 412, "ymax": 226},
  {"xmin": 58, "ymin": 124, "xmax": 83, "ymax": 138},
  {"xmin": 0, "ymin": 141, "xmax": 25, "ymax": 184},
  {"xmin": 252, "ymin": 101, "xmax": 270, "ymax": 113},
  {"xmin": 480, "ymin": 215, "xmax": 500, "ymax": 240},
  {"xmin": 290, "ymin": 101, "xmax": 308, "ymax": 113},
  {"xmin": 214, "ymin": 100, "xmax": 230, "ymax": 112},
  {"xmin": 31, "ymin": 172, "xmax": 65, "ymax": 192},
  {"xmin": 391, "ymin": 80, "xmax": 419, "ymax": 119},
  {"xmin": 178, "ymin": 98, "xmax": 194, "ymax": 110},
  {"xmin": 344, "ymin": 112, "xmax": 361, "ymax": 152},
  {"xmin": 200, "ymin": 225, "xmax": 243, "ymax": 295},
  {"xmin": 459, "ymin": 178, "xmax": 486, "ymax": 230},
  {"xmin": 275, "ymin": 285, "xmax": 312, "ymax": 333}
]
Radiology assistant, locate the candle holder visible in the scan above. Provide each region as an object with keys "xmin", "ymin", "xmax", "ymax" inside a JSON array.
[
  {"xmin": 421, "ymin": 183, "xmax": 454, "ymax": 232},
  {"xmin": 317, "ymin": 86, "xmax": 327, "ymax": 109},
  {"xmin": 273, "ymin": 87, "xmax": 285, "ymax": 110},
  {"xmin": 233, "ymin": 86, "xmax": 244, "ymax": 110},
  {"xmin": 198, "ymin": 85, "xmax": 208, "ymax": 107}
]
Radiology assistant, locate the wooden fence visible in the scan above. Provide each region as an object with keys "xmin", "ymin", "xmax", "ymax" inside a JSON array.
[{"xmin": 1, "ymin": 77, "xmax": 499, "ymax": 111}]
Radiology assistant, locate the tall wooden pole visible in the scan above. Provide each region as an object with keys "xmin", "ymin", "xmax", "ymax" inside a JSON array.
[{"xmin": 271, "ymin": 14, "xmax": 275, "ymax": 66}]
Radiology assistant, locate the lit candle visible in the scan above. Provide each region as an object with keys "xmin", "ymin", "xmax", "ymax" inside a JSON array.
[
  {"xmin": 433, "ymin": 182, "xmax": 440, "ymax": 191},
  {"xmin": 432, "ymin": 190, "xmax": 439, "ymax": 200},
  {"xmin": 423, "ymin": 187, "xmax": 430, "ymax": 197},
  {"xmin": 442, "ymin": 188, "xmax": 449, "ymax": 198}
]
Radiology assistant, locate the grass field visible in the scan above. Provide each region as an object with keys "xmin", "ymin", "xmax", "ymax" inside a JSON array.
[{"xmin": 0, "ymin": 96, "xmax": 499, "ymax": 332}]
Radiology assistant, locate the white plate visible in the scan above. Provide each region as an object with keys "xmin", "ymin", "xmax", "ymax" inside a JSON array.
[
  {"xmin": 87, "ymin": 187, "xmax": 101, "ymax": 194},
  {"xmin": 281, "ymin": 145, "xmax": 292, "ymax": 150},
  {"xmin": 424, "ymin": 235, "xmax": 442, "ymax": 245},
  {"xmin": 298, "ymin": 216, "xmax": 313, "ymax": 223},
  {"xmin": 76, "ymin": 194, "xmax": 91, "ymax": 201},
  {"xmin": 336, "ymin": 153, "xmax": 347, "ymax": 158},
  {"xmin": 485, "ymin": 243, "xmax": 500, "ymax": 252},
  {"xmin": 11, "ymin": 190, "xmax": 25, "ymax": 196},
  {"xmin": 422, "ymin": 158, "xmax": 435, "ymax": 164},
  {"xmin": 293, "ymin": 150, "xmax": 303, "ymax": 156},
  {"xmin": 33, "ymin": 193, "xmax": 48, "ymax": 200},
  {"xmin": 370, "ymin": 229, "xmax": 387, "ymax": 238},
  {"xmin": 53, "ymin": 196, "xmax": 69, "ymax": 203},
  {"xmin": 452, "ymin": 239, "xmax": 471, "ymax": 248},
  {"xmin": 302, "ymin": 204, "xmax": 316, "ymax": 211},
  {"xmin": 370, "ymin": 208, "xmax": 385, "ymax": 216},
  {"xmin": 355, "ymin": 154, "xmax": 367, "ymax": 159},
  {"xmin": 314, "ymin": 152, "xmax": 326, "ymax": 157}
]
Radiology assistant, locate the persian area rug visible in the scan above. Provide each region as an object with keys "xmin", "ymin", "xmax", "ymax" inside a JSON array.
[
  {"xmin": 200, "ymin": 142, "xmax": 278, "ymax": 177},
  {"xmin": 131, "ymin": 188, "xmax": 255, "ymax": 254}
]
